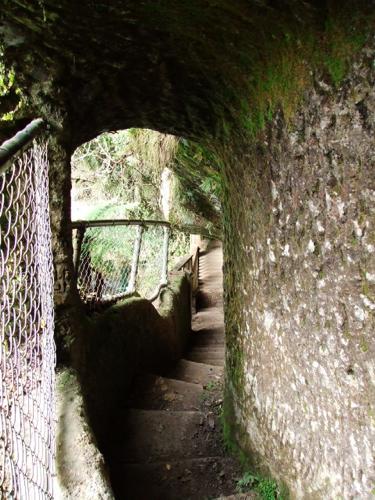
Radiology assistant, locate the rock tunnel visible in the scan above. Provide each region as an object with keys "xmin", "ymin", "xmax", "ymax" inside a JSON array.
[{"xmin": 1, "ymin": 0, "xmax": 375, "ymax": 498}]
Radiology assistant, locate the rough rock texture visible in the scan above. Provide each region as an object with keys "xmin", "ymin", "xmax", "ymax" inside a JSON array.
[
  {"xmin": 224, "ymin": 43, "xmax": 375, "ymax": 498},
  {"xmin": 55, "ymin": 369, "xmax": 114, "ymax": 500}
]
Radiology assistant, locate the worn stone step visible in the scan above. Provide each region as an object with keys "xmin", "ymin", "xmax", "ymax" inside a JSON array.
[
  {"xmin": 196, "ymin": 289, "xmax": 223, "ymax": 309},
  {"xmin": 168, "ymin": 359, "xmax": 223, "ymax": 384},
  {"xmin": 189, "ymin": 346, "xmax": 225, "ymax": 353},
  {"xmin": 186, "ymin": 353, "xmax": 225, "ymax": 366},
  {"xmin": 188, "ymin": 351, "xmax": 225, "ymax": 361},
  {"xmin": 192, "ymin": 321, "xmax": 225, "ymax": 334},
  {"xmin": 192, "ymin": 339, "xmax": 225, "ymax": 348},
  {"xmin": 193, "ymin": 308, "xmax": 224, "ymax": 325},
  {"xmin": 192, "ymin": 323, "xmax": 224, "ymax": 332},
  {"xmin": 127, "ymin": 373, "xmax": 203, "ymax": 411},
  {"xmin": 109, "ymin": 410, "xmax": 223, "ymax": 462},
  {"xmin": 109, "ymin": 456, "xmax": 241, "ymax": 500},
  {"xmin": 191, "ymin": 329, "xmax": 225, "ymax": 338},
  {"xmin": 191, "ymin": 331, "xmax": 225, "ymax": 342}
]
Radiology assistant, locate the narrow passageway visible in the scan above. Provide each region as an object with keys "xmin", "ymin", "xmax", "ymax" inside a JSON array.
[{"xmin": 106, "ymin": 240, "xmax": 242, "ymax": 499}]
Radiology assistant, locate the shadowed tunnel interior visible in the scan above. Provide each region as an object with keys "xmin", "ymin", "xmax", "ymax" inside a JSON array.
[{"xmin": 1, "ymin": 1, "xmax": 375, "ymax": 498}]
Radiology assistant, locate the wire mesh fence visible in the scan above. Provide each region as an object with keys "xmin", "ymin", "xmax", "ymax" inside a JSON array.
[
  {"xmin": 137, "ymin": 225, "xmax": 167, "ymax": 298},
  {"xmin": 73, "ymin": 221, "xmax": 171, "ymax": 307},
  {"xmin": 0, "ymin": 139, "xmax": 55, "ymax": 498},
  {"xmin": 75, "ymin": 224, "xmax": 137, "ymax": 304}
]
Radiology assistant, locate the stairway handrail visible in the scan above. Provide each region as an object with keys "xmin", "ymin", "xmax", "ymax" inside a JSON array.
[{"xmin": 0, "ymin": 118, "xmax": 45, "ymax": 175}]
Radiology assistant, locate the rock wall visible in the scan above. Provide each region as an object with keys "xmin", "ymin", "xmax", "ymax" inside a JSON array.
[
  {"xmin": 55, "ymin": 368, "xmax": 114, "ymax": 500},
  {"xmin": 223, "ymin": 43, "xmax": 375, "ymax": 498}
]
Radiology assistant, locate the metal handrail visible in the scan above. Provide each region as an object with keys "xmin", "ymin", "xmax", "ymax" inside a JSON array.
[
  {"xmin": 71, "ymin": 219, "xmax": 170, "ymax": 229},
  {"xmin": 173, "ymin": 253, "xmax": 195, "ymax": 271},
  {"xmin": 72, "ymin": 217, "xmax": 202, "ymax": 307},
  {"xmin": 0, "ymin": 118, "xmax": 45, "ymax": 174},
  {"xmin": 72, "ymin": 218, "xmax": 171, "ymax": 306}
]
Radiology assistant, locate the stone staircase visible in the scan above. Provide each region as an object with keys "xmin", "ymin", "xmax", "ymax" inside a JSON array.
[{"xmin": 106, "ymin": 241, "xmax": 244, "ymax": 499}]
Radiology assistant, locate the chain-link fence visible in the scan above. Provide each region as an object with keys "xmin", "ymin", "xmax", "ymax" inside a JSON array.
[
  {"xmin": 0, "ymin": 132, "xmax": 55, "ymax": 498},
  {"xmin": 74, "ymin": 224, "xmax": 137, "ymax": 304},
  {"xmin": 73, "ymin": 221, "xmax": 170, "ymax": 306}
]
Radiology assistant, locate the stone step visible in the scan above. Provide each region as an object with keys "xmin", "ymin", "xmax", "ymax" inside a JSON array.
[
  {"xmin": 168, "ymin": 359, "xmax": 223, "ymax": 384},
  {"xmin": 191, "ymin": 329, "xmax": 225, "ymax": 337},
  {"xmin": 196, "ymin": 289, "xmax": 223, "ymax": 308},
  {"xmin": 127, "ymin": 373, "xmax": 203, "ymax": 411},
  {"xmin": 191, "ymin": 331, "xmax": 225, "ymax": 342},
  {"xmin": 109, "ymin": 456, "xmax": 241, "ymax": 500},
  {"xmin": 186, "ymin": 353, "xmax": 224, "ymax": 367},
  {"xmin": 109, "ymin": 410, "xmax": 223, "ymax": 462},
  {"xmin": 192, "ymin": 323, "xmax": 225, "ymax": 336},
  {"xmin": 192, "ymin": 314, "xmax": 225, "ymax": 332},
  {"xmin": 188, "ymin": 346, "xmax": 225, "ymax": 355},
  {"xmin": 192, "ymin": 331, "xmax": 224, "ymax": 341},
  {"xmin": 192, "ymin": 339, "xmax": 225, "ymax": 348},
  {"xmin": 186, "ymin": 351, "xmax": 225, "ymax": 366},
  {"xmin": 194, "ymin": 304, "xmax": 224, "ymax": 314}
]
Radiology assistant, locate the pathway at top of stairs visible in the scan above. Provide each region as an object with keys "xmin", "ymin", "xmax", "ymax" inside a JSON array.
[{"xmin": 106, "ymin": 240, "xmax": 257, "ymax": 500}]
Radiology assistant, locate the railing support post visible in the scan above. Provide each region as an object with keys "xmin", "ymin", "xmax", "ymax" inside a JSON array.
[
  {"xmin": 161, "ymin": 226, "xmax": 170, "ymax": 285},
  {"xmin": 73, "ymin": 226, "xmax": 86, "ymax": 276},
  {"xmin": 127, "ymin": 224, "xmax": 144, "ymax": 293},
  {"xmin": 192, "ymin": 246, "xmax": 200, "ymax": 293}
]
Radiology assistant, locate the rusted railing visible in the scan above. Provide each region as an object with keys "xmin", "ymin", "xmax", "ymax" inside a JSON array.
[
  {"xmin": 0, "ymin": 120, "xmax": 56, "ymax": 499},
  {"xmin": 71, "ymin": 219, "xmax": 171, "ymax": 306},
  {"xmin": 71, "ymin": 218, "xmax": 202, "ymax": 309}
]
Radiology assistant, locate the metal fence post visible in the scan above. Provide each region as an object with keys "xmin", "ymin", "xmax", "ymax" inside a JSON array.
[
  {"xmin": 127, "ymin": 224, "xmax": 144, "ymax": 293},
  {"xmin": 73, "ymin": 225, "xmax": 86, "ymax": 276},
  {"xmin": 161, "ymin": 225, "xmax": 170, "ymax": 285}
]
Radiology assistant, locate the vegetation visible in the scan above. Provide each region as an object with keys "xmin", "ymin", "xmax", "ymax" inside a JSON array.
[
  {"xmin": 171, "ymin": 139, "xmax": 222, "ymax": 235},
  {"xmin": 0, "ymin": 46, "xmax": 24, "ymax": 123},
  {"xmin": 72, "ymin": 128, "xmax": 223, "ymax": 299},
  {"xmin": 220, "ymin": 393, "xmax": 288, "ymax": 500},
  {"xmin": 72, "ymin": 130, "xmax": 166, "ymax": 219},
  {"xmin": 237, "ymin": 471, "xmax": 280, "ymax": 499},
  {"xmin": 223, "ymin": 5, "xmax": 374, "ymax": 142},
  {"xmin": 72, "ymin": 128, "xmax": 221, "ymax": 234}
]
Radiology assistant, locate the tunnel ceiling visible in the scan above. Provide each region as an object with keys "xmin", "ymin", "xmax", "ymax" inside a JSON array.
[{"xmin": 0, "ymin": 1, "xmax": 373, "ymax": 147}]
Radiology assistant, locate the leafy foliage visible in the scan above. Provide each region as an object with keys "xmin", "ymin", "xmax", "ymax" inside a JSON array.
[
  {"xmin": 72, "ymin": 129, "xmax": 165, "ymax": 219},
  {"xmin": 72, "ymin": 128, "xmax": 222, "ymax": 237},
  {"xmin": 237, "ymin": 471, "xmax": 281, "ymax": 500},
  {"xmin": 72, "ymin": 129, "xmax": 214, "ymax": 297},
  {"xmin": 0, "ymin": 48, "xmax": 23, "ymax": 121},
  {"xmin": 171, "ymin": 139, "xmax": 222, "ymax": 236}
]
